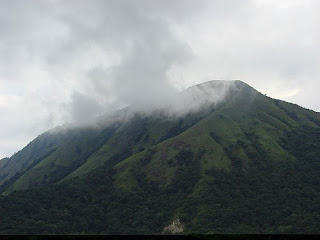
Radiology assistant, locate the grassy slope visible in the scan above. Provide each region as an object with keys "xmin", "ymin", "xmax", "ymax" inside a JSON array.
[
  {"xmin": 1, "ymin": 105, "xmax": 215, "ymax": 193},
  {"xmin": 113, "ymin": 91, "xmax": 304, "ymax": 190},
  {"xmin": 2, "ymin": 125, "xmax": 119, "ymax": 193},
  {"xmin": 66, "ymin": 107, "xmax": 215, "ymax": 179},
  {"xmin": 0, "ymin": 131, "xmax": 70, "ymax": 191}
]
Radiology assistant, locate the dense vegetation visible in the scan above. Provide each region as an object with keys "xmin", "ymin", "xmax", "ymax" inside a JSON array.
[{"xmin": 0, "ymin": 80, "xmax": 320, "ymax": 234}]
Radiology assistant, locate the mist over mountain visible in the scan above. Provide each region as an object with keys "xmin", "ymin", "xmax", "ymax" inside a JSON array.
[
  {"xmin": 0, "ymin": 80, "xmax": 239, "ymax": 190},
  {"xmin": 0, "ymin": 80, "xmax": 320, "ymax": 234},
  {"xmin": 2, "ymin": 0, "xmax": 320, "ymax": 161}
]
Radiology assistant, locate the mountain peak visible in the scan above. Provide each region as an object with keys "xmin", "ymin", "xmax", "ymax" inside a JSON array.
[
  {"xmin": 193, "ymin": 79, "xmax": 247, "ymax": 87},
  {"xmin": 185, "ymin": 80, "xmax": 255, "ymax": 94},
  {"xmin": 179, "ymin": 80, "xmax": 258, "ymax": 111}
]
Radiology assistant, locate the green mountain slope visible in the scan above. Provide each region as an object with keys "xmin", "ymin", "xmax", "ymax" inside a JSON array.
[
  {"xmin": 0, "ymin": 80, "xmax": 320, "ymax": 234},
  {"xmin": 0, "ymin": 81, "xmax": 236, "ymax": 193}
]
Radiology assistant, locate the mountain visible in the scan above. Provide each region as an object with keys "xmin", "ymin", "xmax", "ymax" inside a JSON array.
[
  {"xmin": 0, "ymin": 80, "xmax": 236, "ymax": 193},
  {"xmin": 0, "ymin": 80, "xmax": 320, "ymax": 234}
]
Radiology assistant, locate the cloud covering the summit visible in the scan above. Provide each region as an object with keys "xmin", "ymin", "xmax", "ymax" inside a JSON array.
[{"xmin": 1, "ymin": 0, "xmax": 320, "ymax": 158}]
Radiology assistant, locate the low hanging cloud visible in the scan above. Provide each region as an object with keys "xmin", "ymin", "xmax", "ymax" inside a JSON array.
[
  {"xmin": 69, "ymin": 92, "xmax": 104, "ymax": 125},
  {"xmin": 1, "ymin": 0, "xmax": 320, "ymax": 158},
  {"xmin": 0, "ymin": 0, "xmax": 197, "ymax": 157},
  {"xmin": 50, "ymin": 0, "xmax": 194, "ymax": 122}
]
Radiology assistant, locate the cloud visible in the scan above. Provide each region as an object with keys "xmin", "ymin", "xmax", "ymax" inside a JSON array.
[
  {"xmin": 1, "ymin": 0, "xmax": 320, "ymax": 158},
  {"xmin": 0, "ymin": 0, "xmax": 197, "ymax": 157},
  {"xmin": 69, "ymin": 91, "xmax": 104, "ymax": 125}
]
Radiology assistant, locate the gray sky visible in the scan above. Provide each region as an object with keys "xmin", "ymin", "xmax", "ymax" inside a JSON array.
[{"xmin": 1, "ymin": 0, "xmax": 320, "ymax": 158}]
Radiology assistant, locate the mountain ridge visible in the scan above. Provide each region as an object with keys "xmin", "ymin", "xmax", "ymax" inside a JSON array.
[
  {"xmin": 0, "ymin": 80, "xmax": 250, "ymax": 192},
  {"xmin": 1, "ymin": 79, "xmax": 320, "ymax": 193},
  {"xmin": 0, "ymin": 80, "xmax": 320, "ymax": 234}
]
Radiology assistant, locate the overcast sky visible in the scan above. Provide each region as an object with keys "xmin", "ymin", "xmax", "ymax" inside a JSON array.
[{"xmin": 1, "ymin": 0, "xmax": 320, "ymax": 158}]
